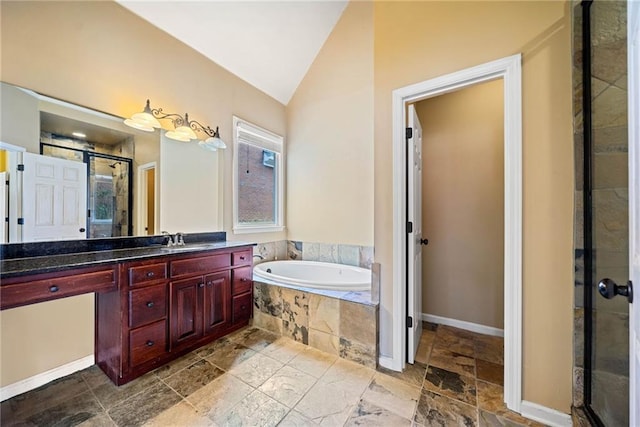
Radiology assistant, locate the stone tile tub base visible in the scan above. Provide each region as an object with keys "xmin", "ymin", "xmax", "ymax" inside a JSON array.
[{"xmin": 252, "ymin": 280, "xmax": 379, "ymax": 369}]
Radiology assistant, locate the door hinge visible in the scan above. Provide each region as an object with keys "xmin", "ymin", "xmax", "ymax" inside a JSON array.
[
  {"xmin": 17, "ymin": 217, "xmax": 24, "ymax": 225},
  {"xmin": 88, "ymin": 209, "xmax": 91, "ymax": 218},
  {"xmin": 5, "ymin": 180, "xmax": 9, "ymax": 186},
  {"xmin": 407, "ymin": 316, "xmax": 413, "ymax": 328},
  {"xmin": 17, "ymin": 164, "xmax": 24, "ymax": 172},
  {"xmin": 406, "ymin": 127, "xmax": 413, "ymax": 139},
  {"xmin": 5, "ymin": 217, "xmax": 8, "ymax": 223},
  {"xmin": 407, "ymin": 221, "xmax": 413, "ymax": 234}
]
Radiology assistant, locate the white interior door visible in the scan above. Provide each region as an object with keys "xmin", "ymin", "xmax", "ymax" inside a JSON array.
[
  {"xmin": 22, "ymin": 152, "xmax": 87, "ymax": 242},
  {"xmin": 407, "ymin": 104, "xmax": 424, "ymax": 363},
  {"xmin": 628, "ymin": 0, "xmax": 639, "ymax": 423}
]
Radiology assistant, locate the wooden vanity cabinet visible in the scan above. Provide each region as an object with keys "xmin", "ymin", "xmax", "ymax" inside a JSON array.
[
  {"xmin": 96, "ymin": 246, "xmax": 252, "ymax": 386},
  {"xmin": 169, "ymin": 270, "xmax": 231, "ymax": 351},
  {"xmin": 0, "ymin": 265, "xmax": 118, "ymax": 310}
]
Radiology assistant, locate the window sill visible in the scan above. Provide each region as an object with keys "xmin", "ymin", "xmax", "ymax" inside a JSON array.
[{"xmin": 233, "ymin": 225, "xmax": 285, "ymax": 234}]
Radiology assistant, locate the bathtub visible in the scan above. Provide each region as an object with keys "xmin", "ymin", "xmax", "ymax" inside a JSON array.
[{"xmin": 253, "ymin": 260, "xmax": 371, "ymax": 291}]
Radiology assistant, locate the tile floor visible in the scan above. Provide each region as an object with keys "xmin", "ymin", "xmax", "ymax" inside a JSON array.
[{"xmin": 1, "ymin": 323, "xmax": 546, "ymax": 426}]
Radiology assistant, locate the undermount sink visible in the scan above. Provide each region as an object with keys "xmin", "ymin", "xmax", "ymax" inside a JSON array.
[{"xmin": 159, "ymin": 244, "xmax": 213, "ymax": 252}]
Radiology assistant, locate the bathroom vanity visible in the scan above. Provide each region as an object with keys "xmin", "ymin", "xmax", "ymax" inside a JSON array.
[{"xmin": 0, "ymin": 235, "xmax": 254, "ymax": 385}]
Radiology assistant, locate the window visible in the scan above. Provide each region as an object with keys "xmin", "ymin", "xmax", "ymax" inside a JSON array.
[{"xmin": 233, "ymin": 116, "xmax": 284, "ymax": 233}]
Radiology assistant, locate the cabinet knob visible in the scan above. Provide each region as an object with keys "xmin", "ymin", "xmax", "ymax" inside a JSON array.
[
  {"xmin": 49, "ymin": 285, "xmax": 59, "ymax": 293},
  {"xmin": 146, "ymin": 271, "xmax": 155, "ymax": 278},
  {"xmin": 207, "ymin": 282, "xmax": 212, "ymax": 286},
  {"xmin": 198, "ymin": 283, "xmax": 205, "ymax": 288},
  {"xmin": 241, "ymin": 305, "xmax": 247, "ymax": 311},
  {"xmin": 146, "ymin": 340, "xmax": 154, "ymax": 347},
  {"xmin": 241, "ymin": 278, "xmax": 249, "ymax": 282},
  {"xmin": 239, "ymin": 256, "xmax": 246, "ymax": 260},
  {"xmin": 146, "ymin": 301, "xmax": 154, "ymax": 308}
]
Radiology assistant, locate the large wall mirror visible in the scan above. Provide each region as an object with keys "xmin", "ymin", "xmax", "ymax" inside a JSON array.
[{"xmin": 0, "ymin": 82, "xmax": 223, "ymax": 243}]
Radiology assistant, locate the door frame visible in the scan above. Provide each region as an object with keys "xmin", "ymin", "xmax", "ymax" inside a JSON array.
[
  {"xmin": 0, "ymin": 141, "xmax": 26, "ymax": 242},
  {"xmin": 137, "ymin": 161, "xmax": 158, "ymax": 236},
  {"xmin": 390, "ymin": 54, "xmax": 522, "ymax": 411}
]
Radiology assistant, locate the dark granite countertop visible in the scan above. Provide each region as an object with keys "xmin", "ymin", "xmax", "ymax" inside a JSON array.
[{"xmin": 1, "ymin": 241, "xmax": 255, "ymax": 279}]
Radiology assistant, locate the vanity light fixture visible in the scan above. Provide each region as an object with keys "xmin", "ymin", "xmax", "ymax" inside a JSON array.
[{"xmin": 124, "ymin": 100, "xmax": 226, "ymax": 150}]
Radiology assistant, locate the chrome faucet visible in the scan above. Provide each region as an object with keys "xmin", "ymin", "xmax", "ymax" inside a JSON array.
[
  {"xmin": 175, "ymin": 232, "xmax": 186, "ymax": 246},
  {"xmin": 161, "ymin": 231, "xmax": 175, "ymax": 247}
]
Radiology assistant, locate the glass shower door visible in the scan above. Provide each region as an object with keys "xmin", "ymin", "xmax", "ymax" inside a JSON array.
[
  {"xmin": 87, "ymin": 154, "xmax": 132, "ymax": 238},
  {"xmin": 583, "ymin": 1, "xmax": 630, "ymax": 425}
]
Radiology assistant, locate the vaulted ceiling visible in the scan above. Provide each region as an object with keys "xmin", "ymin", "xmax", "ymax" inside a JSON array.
[{"xmin": 117, "ymin": 1, "xmax": 348, "ymax": 105}]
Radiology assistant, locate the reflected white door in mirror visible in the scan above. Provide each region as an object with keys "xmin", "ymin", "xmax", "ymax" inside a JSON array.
[{"xmin": 22, "ymin": 152, "xmax": 87, "ymax": 242}]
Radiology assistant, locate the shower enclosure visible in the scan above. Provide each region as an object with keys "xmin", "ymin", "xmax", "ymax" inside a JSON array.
[
  {"xmin": 87, "ymin": 154, "xmax": 132, "ymax": 238},
  {"xmin": 41, "ymin": 142, "xmax": 133, "ymax": 238},
  {"xmin": 576, "ymin": 1, "xmax": 630, "ymax": 425}
]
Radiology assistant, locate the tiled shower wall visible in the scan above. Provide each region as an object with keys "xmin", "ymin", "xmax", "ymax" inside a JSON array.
[{"xmin": 572, "ymin": 3, "xmax": 628, "ymax": 425}]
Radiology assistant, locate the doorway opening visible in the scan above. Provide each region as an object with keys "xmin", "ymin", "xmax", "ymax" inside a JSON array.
[
  {"xmin": 410, "ymin": 77, "xmax": 505, "ymax": 354},
  {"xmin": 137, "ymin": 162, "xmax": 158, "ymax": 236},
  {"xmin": 391, "ymin": 54, "xmax": 522, "ymax": 411}
]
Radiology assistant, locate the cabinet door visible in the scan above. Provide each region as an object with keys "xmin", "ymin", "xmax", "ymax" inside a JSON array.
[
  {"xmin": 203, "ymin": 271, "xmax": 231, "ymax": 336},
  {"xmin": 170, "ymin": 276, "xmax": 203, "ymax": 349}
]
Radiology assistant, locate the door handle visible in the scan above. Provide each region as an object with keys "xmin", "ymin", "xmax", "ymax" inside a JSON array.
[
  {"xmin": 79, "ymin": 228, "xmax": 86, "ymax": 233},
  {"xmin": 420, "ymin": 238, "xmax": 429, "ymax": 246},
  {"xmin": 598, "ymin": 278, "xmax": 633, "ymax": 303}
]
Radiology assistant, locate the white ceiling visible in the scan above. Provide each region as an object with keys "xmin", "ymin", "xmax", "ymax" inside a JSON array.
[{"xmin": 117, "ymin": 1, "xmax": 348, "ymax": 105}]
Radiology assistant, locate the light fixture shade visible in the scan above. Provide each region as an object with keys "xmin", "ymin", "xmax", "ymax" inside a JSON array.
[
  {"xmin": 198, "ymin": 140, "xmax": 218, "ymax": 151},
  {"xmin": 174, "ymin": 125, "xmax": 198, "ymax": 140},
  {"xmin": 124, "ymin": 118, "xmax": 155, "ymax": 132},
  {"xmin": 205, "ymin": 136, "xmax": 227, "ymax": 149},
  {"xmin": 124, "ymin": 100, "xmax": 162, "ymax": 131},
  {"xmin": 131, "ymin": 111, "xmax": 161, "ymax": 128},
  {"xmin": 165, "ymin": 130, "xmax": 191, "ymax": 142}
]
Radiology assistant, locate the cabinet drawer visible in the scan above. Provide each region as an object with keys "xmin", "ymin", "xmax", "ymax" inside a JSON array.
[
  {"xmin": 170, "ymin": 254, "xmax": 230, "ymax": 278},
  {"xmin": 232, "ymin": 266, "xmax": 253, "ymax": 296},
  {"xmin": 129, "ymin": 263, "xmax": 167, "ymax": 286},
  {"xmin": 130, "ymin": 320, "xmax": 167, "ymax": 367},
  {"xmin": 232, "ymin": 250, "xmax": 252, "ymax": 266},
  {"xmin": 129, "ymin": 285, "xmax": 167, "ymax": 328},
  {"xmin": 0, "ymin": 267, "xmax": 117, "ymax": 310},
  {"xmin": 232, "ymin": 292, "xmax": 252, "ymax": 323}
]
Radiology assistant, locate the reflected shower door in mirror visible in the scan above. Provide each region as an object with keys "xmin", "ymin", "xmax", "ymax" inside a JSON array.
[
  {"xmin": 87, "ymin": 155, "xmax": 132, "ymax": 238},
  {"xmin": 41, "ymin": 142, "xmax": 134, "ymax": 238}
]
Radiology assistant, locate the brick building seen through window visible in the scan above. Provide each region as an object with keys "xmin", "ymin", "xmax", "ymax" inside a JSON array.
[{"xmin": 237, "ymin": 142, "xmax": 276, "ymax": 223}]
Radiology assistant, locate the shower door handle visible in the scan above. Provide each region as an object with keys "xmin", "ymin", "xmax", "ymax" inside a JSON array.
[
  {"xmin": 79, "ymin": 228, "xmax": 86, "ymax": 233},
  {"xmin": 598, "ymin": 278, "xmax": 633, "ymax": 303}
]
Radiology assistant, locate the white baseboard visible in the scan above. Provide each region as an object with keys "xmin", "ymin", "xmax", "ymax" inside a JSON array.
[
  {"xmin": 0, "ymin": 355, "xmax": 94, "ymax": 402},
  {"xmin": 520, "ymin": 400, "xmax": 572, "ymax": 427},
  {"xmin": 422, "ymin": 313, "xmax": 504, "ymax": 337},
  {"xmin": 378, "ymin": 355, "xmax": 400, "ymax": 372}
]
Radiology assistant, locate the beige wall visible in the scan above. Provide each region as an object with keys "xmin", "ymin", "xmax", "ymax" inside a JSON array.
[
  {"xmin": 0, "ymin": 82, "xmax": 39, "ymax": 152},
  {"xmin": 0, "ymin": 0, "xmax": 285, "ymax": 387},
  {"xmin": 374, "ymin": 1, "xmax": 574, "ymax": 411},
  {"xmin": 285, "ymin": 1, "xmax": 374, "ymax": 246},
  {"xmin": 416, "ymin": 80, "xmax": 504, "ymax": 329}
]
